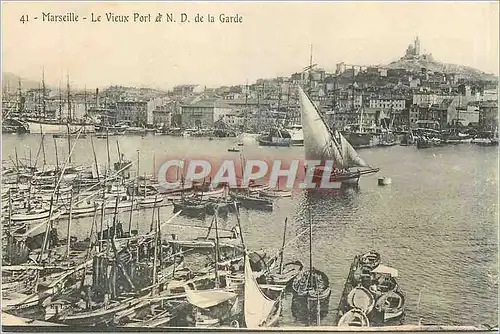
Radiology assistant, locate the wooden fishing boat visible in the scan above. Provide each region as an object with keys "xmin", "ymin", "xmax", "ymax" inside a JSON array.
[
  {"xmin": 2, "ymin": 312, "xmax": 66, "ymax": 326},
  {"xmin": 269, "ymin": 261, "xmax": 303, "ymax": 286},
  {"xmin": 291, "ymin": 268, "xmax": 331, "ymax": 321},
  {"xmin": 257, "ymin": 128, "xmax": 292, "ymax": 147},
  {"xmin": 96, "ymin": 199, "xmax": 133, "ymax": 210},
  {"xmin": 359, "ymin": 250, "xmax": 381, "ymax": 270},
  {"xmin": 231, "ymin": 183, "xmax": 271, "ymax": 194},
  {"xmin": 248, "ymin": 184, "xmax": 270, "ymax": 193},
  {"xmin": 113, "ymin": 288, "xmax": 186, "ymax": 325},
  {"xmin": 62, "ymin": 203, "xmax": 99, "ymax": 216},
  {"xmin": 347, "ymin": 286, "xmax": 375, "ymax": 314},
  {"xmin": 39, "ymin": 185, "xmax": 72, "ymax": 195},
  {"xmin": 337, "ymin": 308, "xmax": 370, "ymax": 327},
  {"xmin": 417, "ymin": 137, "xmax": 444, "ymax": 149},
  {"xmin": 154, "ymin": 181, "xmax": 194, "ymax": 194},
  {"xmin": 2, "ymin": 290, "xmax": 55, "ymax": 316},
  {"xmin": 186, "ymin": 289, "xmax": 240, "ymax": 327},
  {"xmin": 165, "ymin": 192, "xmax": 194, "ymax": 201},
  {"xmin": 3, "ymin": 262, "xmax": 89, "ymax": 319},
  {"xmin": 378, "ymin": 140, "xmax": 398, "ymax": 147},
  {"xmin": 227, "ymin": 147, "xmax": 240, "ymax": 152},
  {"xmin": 194, "ymin": 187, "xmax": 226, "ymax": 198},
  {"xmin": 172, "ymin": 200, "xmax": 211, "ymax": 217},
  {"xmin": 375, "ymin": 289, "xmax": 405, "ymax": 321},
  {"xmin": 259, "ymin": 189, "xmax": 292, "ymax": 198},
  {"xmin": 54, "ymin": 297, "xmax": 139, "ymax": 326},
  {"xmin": 230, "ymin": 193, "xmax": 273, "ymax": 211},
  {"xmin": 11, "ymin": 208, "xmax": 50, "ymax": 222},
  {"xmin": 122, "ymin": 299, "xmax": 189, "ymax": 328},
  {"xmin": 137, "ymin": 196, "xmax": 164, "ymax": 208}
]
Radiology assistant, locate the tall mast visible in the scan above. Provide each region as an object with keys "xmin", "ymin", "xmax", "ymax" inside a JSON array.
[
  {"xmin": 42, "ymin": 67, "xmax": 46, "ymax": 118},
  {"xmin": 36, "ymin": 83, "xmax": 41, "ymax": 116},
  {"xmin": 257, "ymin": 88, "xmax": 261, "ymax": 132},
  {"xmin": 309, "ymin": 210, "xmax": 313, "ymax": 287},
  {"xmin": 285, "ymin": 85, "xmax": 291, "ymax": 125},
  {"xmin": 58, "ymin": 83, "xmax": 63, "ymax": 122},
  {"xmin": 214, "ymin": 206, "xmax": 220, "ymax": 288},
  {"xmin": 84, "ymin": 85, "xmax": 88, "ymax": 119},
  {"xmin": 67, "ymin": 73, "xmax": 72, "ymax": 122},
  {"xmin": 351, "ymin": 66, "xmax": 355, "ymax": 111},
  {"xmin": 17, "ymin": 78, "xmax": 23, "ymax": 115},
  {"xmin": 308, "ymin": 44, "xmax": 313, "ymax": 93},
  {"xmin": 277, "ymin": 79, "xmax": 282, "ymax": 126},
  {"xmin": 244, "ymin": 80, "xmax": 248, "ymax": 131}
]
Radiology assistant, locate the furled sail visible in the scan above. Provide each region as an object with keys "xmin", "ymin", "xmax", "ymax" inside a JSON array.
[
  {"xmin": 298, "ymin": 86, "xmax": 345, "ymax": 169},
  {"xmin": 244, "ymin": 251, "xmax": 277, "ymax": 328}
]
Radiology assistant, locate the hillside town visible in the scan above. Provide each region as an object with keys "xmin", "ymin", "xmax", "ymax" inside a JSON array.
[{"xmin": 2, "ymin": 37, "xmax": 498, "ymax": 136}]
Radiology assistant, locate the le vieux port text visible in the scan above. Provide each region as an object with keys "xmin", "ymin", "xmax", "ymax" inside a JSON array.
[{"xmin": 37, "ymin": 12, "xmax": 243, "ymax": 23}]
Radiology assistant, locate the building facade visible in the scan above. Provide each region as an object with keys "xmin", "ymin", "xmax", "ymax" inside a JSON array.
[
  {"xmin": 180, "ymin": 99, "xmax": 233, "ymax": 128},
  {"xmin": 116, "ymin": 101, "xmax": 147, "ymax": 125},
  {"xmin": 369, "ymin": 98, "xmax": 406, "ymax": 111}
]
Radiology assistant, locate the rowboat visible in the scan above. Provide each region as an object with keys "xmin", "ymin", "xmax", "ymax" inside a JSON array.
[
  {"xmin": 63, "ymin": 203, "xmax": 99, "ymax": 216},
  {"xmin": 375, "ymin": 289, "xmax": 406, "ymax": 321},
  {"xmin": 230, "ymin": 193, "xmax": 273, "ymax": 211},
  {"xmin": 11, "ymin": 209, "xmax": 50, "ymax": 222},
  {"xmin": 337, "ymin": 309, "xmax": 370, "ymax": 327},
  {"xmin": 347, "ymin": 286, "xmax": 375, "ymax": 314},
  {"xmin": 360, "ymin": 250, "xmax": 381, "ymax": 270}
]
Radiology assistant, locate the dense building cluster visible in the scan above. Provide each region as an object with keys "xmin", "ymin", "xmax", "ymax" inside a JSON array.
[{"xmin": 2, "ymin": 38, "xmax": 498, "ymax": 133}]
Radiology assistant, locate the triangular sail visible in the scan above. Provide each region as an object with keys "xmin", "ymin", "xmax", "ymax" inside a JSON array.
[
  {"xmin": 298, "ymin": 86, "xmax": 345, "ymax": 168},
  {"xmin": 339, "ymin": 134, "xmax": 370, "ymax": 168},
  {"xmin": 244, "ymin": 251, "xmax": 276, "ymax": 328},
  {"xmin": 299, "ymin": 86, "xmax": 372, "ymax": 170}
]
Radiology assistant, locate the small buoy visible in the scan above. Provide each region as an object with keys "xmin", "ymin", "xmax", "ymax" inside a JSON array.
[{"xmin": 378, "ymin": 177, "xmax": 391, "ymax": 186}]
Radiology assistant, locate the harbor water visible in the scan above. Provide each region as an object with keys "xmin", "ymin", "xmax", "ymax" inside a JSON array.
[{"xmin": 2, "ymin": 133, "xmax": 498, "ymax": 327}]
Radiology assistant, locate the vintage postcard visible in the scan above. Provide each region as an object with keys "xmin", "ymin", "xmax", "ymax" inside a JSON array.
[{"xmin": 1, "ymin": 1, "xmax": 498, "ymax": 331}]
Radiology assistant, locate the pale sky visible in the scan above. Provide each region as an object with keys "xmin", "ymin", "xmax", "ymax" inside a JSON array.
[{"xmin": 2, "ymin": 1, "xmax": 499, "ymax": 90}]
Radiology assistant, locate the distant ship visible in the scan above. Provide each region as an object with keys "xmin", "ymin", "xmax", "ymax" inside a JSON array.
[
  {"xmin": 257, "ymin": 127, "xmax": 292, "ymax": 147},
  {"xmin": 286, "ymin": 124, "xmax": 304, "ymax": 146},
  {"xmin": 25, "ymin": 119, "xmax": 95, "ymax": 135},
  {"xmin": 298, "ymin": 86, "xmax": 379, "ymax": 188}
]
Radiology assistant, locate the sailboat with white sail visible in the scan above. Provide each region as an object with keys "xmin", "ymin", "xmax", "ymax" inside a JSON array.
[
  {"xmin": 298, "ymin": 85, "xmax": 379, "ymax": 188},
  {"xmin": 243, "ymin": 250, "xmax": 282, "ymax": 328}
]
